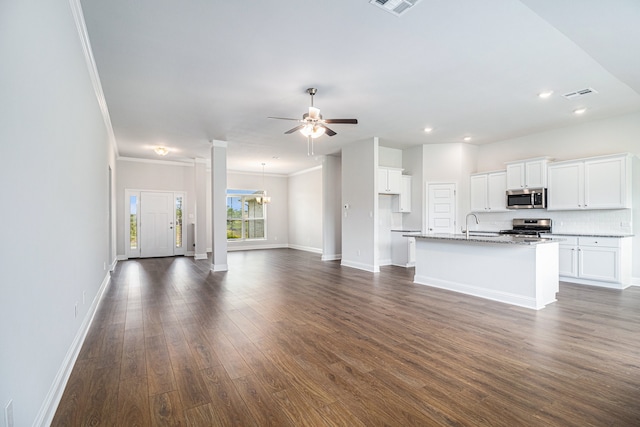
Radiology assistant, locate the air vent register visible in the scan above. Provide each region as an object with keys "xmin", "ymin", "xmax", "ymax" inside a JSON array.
[{"xmin": 369, "ymin": 0, "xmax": 422, "ymax": 16}]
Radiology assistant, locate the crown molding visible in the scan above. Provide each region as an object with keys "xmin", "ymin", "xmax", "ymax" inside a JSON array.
[
  {"xmin": 68, "ymin": 0, "xmax": 119, "ymax": 158},
  {"xmin": 118, "ymin": 156, "xmax": 196, "ymax": 166},
  {"xmin": 288, "ymin": 165, "xmax": 322, "ymax": 177}
]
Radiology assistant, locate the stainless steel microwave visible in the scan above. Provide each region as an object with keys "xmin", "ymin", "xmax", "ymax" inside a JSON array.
[{"xmin": 506, "ymin": 188, "xmax": 547, "ymax": 209}]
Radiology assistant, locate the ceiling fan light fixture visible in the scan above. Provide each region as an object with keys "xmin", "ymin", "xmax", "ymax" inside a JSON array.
[
  {"xmin": 154, "ymin": 146, "xmax": 169, "ymax": 156},
  {"xmin": 300, "ymin": 124, "xmax": 326, "ymax": 139},
  {"xmin": 309, "ymin": 107, "xmax": 321, "ymax": 120}
]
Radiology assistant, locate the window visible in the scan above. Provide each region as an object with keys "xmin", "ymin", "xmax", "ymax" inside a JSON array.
[
  {"xmin": 227, "ymin": 189, "xmax": 266, "ymax": 240},
  {"xmin": 175, "ymin": 196, "xmax": 183, "ymax": 248},
  {"xmin": 129, "ymin": 195, "xmax": 138, "ymax": 250}
]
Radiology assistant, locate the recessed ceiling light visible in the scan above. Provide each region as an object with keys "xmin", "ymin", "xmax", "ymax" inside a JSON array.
[
  {"xmin": 573, "ymin": 108, "xmax": 587, "ymax": 115},
  {"xmin": 463, "ymin": 136, "xmax": 471, "ymax": 142},
  {"xmin": 154, "ymin": 146, "xmax": 169, "ymax": 156},
  {"xmin": 538, "ymin": 90, "xmax": 553, "ymax": 99},
  {"xmin": 423, "ymin": 127, "xmax": 433, "ymax": 133}
]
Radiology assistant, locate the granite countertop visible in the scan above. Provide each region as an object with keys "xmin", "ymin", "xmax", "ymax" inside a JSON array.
[
  {"xmin": 542, "ymin": 232, "xmax": 634, "ymax": 238},
  {"xmin": 391, "ymin": 229, "xmax": 422, "ymax": 233},
  {"xmin": 411, "ymin": 233, "xmax": 558, "ymax": 245}
]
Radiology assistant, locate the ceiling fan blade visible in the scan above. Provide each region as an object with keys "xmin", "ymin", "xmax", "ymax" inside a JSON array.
[
  {"xmin": 284, "ymin": 124, "xmax": 306, "ymax": 134},
  {"xmin": 324, "ymin": 118, "xmax": 358, "ymax": 124},
  {"xmin": 268, "ymin": 116, "xmax": 301, "ymax": 121},
  {"xmin": 319, "ymin": 124, "xmax": 337, "ymax": 136}
]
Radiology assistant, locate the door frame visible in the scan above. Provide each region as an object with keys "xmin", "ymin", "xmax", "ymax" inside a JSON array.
[{"xmin": 124, "ymin": 189, "xmax": 186, "ymax": 259}]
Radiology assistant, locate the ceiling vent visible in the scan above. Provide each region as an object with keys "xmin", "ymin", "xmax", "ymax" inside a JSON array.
[
  {"xmin": 369, "ymin": 0, "xmax": 422, "ymax": 17},
  {"xmin": 563, "ymin": 87, "xmax": 598, "ymax": 100}
]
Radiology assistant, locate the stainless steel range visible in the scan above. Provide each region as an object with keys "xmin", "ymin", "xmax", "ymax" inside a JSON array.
[{"xmin": 500, "ymin": 218, "xmax": 552, "ymax": 237}]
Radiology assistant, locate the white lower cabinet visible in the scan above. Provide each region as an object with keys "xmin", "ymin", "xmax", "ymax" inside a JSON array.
[
  {"xmin": 551, "ymin": 235, "xmax": 632, "ymax": 289},
  {"xmin": 391, "ymin": 233, "xmax": 416, "ymax": 267}
]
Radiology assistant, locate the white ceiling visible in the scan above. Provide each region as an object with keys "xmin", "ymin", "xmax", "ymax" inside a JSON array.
[{"xmin": 80, "ymin": 0, "xmax": 640, "ymax": 174}]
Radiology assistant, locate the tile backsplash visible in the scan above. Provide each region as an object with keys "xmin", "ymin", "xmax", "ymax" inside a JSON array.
[{"xmin": 473, "ymin": 209, "xmax": 633, "ymax": 235}]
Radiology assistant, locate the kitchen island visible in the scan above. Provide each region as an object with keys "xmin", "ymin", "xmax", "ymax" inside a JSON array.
[{"xmin": 411, "ymin": 234, "xmax": 560, "ymax": 310}]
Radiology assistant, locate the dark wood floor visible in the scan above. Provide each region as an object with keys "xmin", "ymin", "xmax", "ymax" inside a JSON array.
[{"xmin": 52, "ymin": 249, "xmax": 640, "ymax": 426}]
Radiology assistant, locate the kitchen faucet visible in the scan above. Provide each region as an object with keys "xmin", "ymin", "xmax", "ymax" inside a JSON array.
[{"xmin": 465, "ymin": 213, "xmax": 479, "ymax": 239}]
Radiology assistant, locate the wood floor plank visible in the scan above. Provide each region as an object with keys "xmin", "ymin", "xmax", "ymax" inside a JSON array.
[
  {"xmin": 205, "ymin": 330, "xmax": 253, "ymax": 380},
  {"xmin": 172, "ymin": 366, "xmax": 211, "ymax": 410},
  {"xmin": 232, "ymin": 374, "xmax": 295, "ymax": 426},
  {"xmin": 145, "ymin": 334, "xmax": 177, "ymax": 396},
  {"xmin": 117, "ymin": 377, "xmax": 151, "ymax": 427},
  {"xmin": 50, "ymin": 358, "xmax": 93, "ymax": 427},
  {"xmin": 149, "ymin": 390, "xmax": 185, "ymax": 427},
  {"xmin": 52, "ymin": 251, "xmax": 640, "ymax": 426},
  {"xmin": 200, "ymin": 365, "xmax": 259, "ymax": 426}
]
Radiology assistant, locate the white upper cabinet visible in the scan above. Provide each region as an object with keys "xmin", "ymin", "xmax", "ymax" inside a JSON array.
[
  {"xmin": 547, "ymin": 161, "xmax": 583, "ymax": 210},
  {"xmin": 584, "ymin": 155, "xmax": 631, "ymax": 209},
  {"xmin": 470, "ymin": 174, "xmax": 488, "ymax": 212},
  {"xmin": 547, "ymin": 153, "xmax": 632, "ymax": 210},
  {"xmin": 378, "ymin": 167, "xmax": 402, "ymax": 194},
  {"xmin": 470, "ymin": 171, "xmax": 507, "ymax": 212},
  {"xmin": 506, "ymin": 158, "xmax": 549, "ymax": 189}
]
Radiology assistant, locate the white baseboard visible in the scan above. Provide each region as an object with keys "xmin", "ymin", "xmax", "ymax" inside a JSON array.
[
  {"xmin": 340, "ymin": 259, "xmax": 380, "ymax": 273},
  {"xmin": 321, "ymin": 253, "xmax": 342, "ymax": 261},
  {"xmin": 631, "ymin": 276, "xmax": 640, "ymax": 287},
  {"xmin": 194, "ymin": 253, "xmax": 208, "ymax": 260},
  {"xmin": 414, "ymin": 274, "xmax": 550, "ymax": 310},
  {"xmin": 211, "ymin": 263, "xmax": 228, "ymax": 272},
  {"xmin": 35, "ymin": 271, "xmax": 112, "ymax": 426},
  {"xmin": 227, "ymin": 243, "xmax": 289, "ymax": 251},
  {"xmin": 117, "ymin": 254, "xmax": 128, "ymax": 261},
  {"xmin": 560, "ymin": 276, "xmax": 630, "ymax": 290},
  {"xmin": 288, "ymin": 244, "xmax": 322, "ymax": 254}
]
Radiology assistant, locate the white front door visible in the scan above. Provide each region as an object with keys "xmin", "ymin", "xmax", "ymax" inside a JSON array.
[
  {"xmin": 140, "ymin": 191, "xmax": 175, "ymax": 258},
  {"xmin": 427, "ymin": 183, "xmax": 457, "ymax": 233}
]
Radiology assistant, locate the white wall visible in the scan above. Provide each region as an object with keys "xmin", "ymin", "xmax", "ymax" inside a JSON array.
[
  {"xmin": 322, "ymin": 155, "xmax": 342, "ymax": 260},
  {"xmin": 288, "ymin": 167, "xmax": 323, "ymax": 253},
  {"xmin": 0, "ymin": 1, "xmax": 114, "ymax": 425},
  {"xmin": 422, "ymin": 143, "xmax": 478, "ymax": 232},
  {"xmin": 226, "ymin": 171, "xmax": 289, "ymax": 250},
  {"xmin": 342, "ymin": 138, "xmax": 378, "ymax": 272},
  {"xmin": 379, "ymin": 146, "xmax": 403, "ymax": 168},
  {"xmin": 115, "ymin": 159, "xmax": 197, "ymax": 257},
  {"xmin": 476, "ymin": 111, "xmax": 640, "ymax": 170},
  {"xmin": 402, "ymin": 145, "xmax": 425, "ymax": 231}
]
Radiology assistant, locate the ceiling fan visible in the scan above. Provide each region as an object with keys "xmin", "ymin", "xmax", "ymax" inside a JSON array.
[{"xmin": 268, "ymin": 88, "xmax": 358, "ymax": 155}]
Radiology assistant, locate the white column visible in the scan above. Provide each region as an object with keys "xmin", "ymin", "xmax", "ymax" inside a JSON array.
[
  {"xmin": 194, "ymin": 159, "xmax": 208, "ymax": 259},
  {"xmin": 211, "ymin": 141, "xmax": 228, "ymax": 271}
]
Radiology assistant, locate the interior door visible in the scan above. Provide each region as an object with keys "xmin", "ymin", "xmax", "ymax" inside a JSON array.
[
  {"xmin": 140, "ymin": 191, "xmax": 175, "ymax": 258},
  {"xmin": 427, "ymin": 183, "xmax": 457, "ymax": 233}
]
